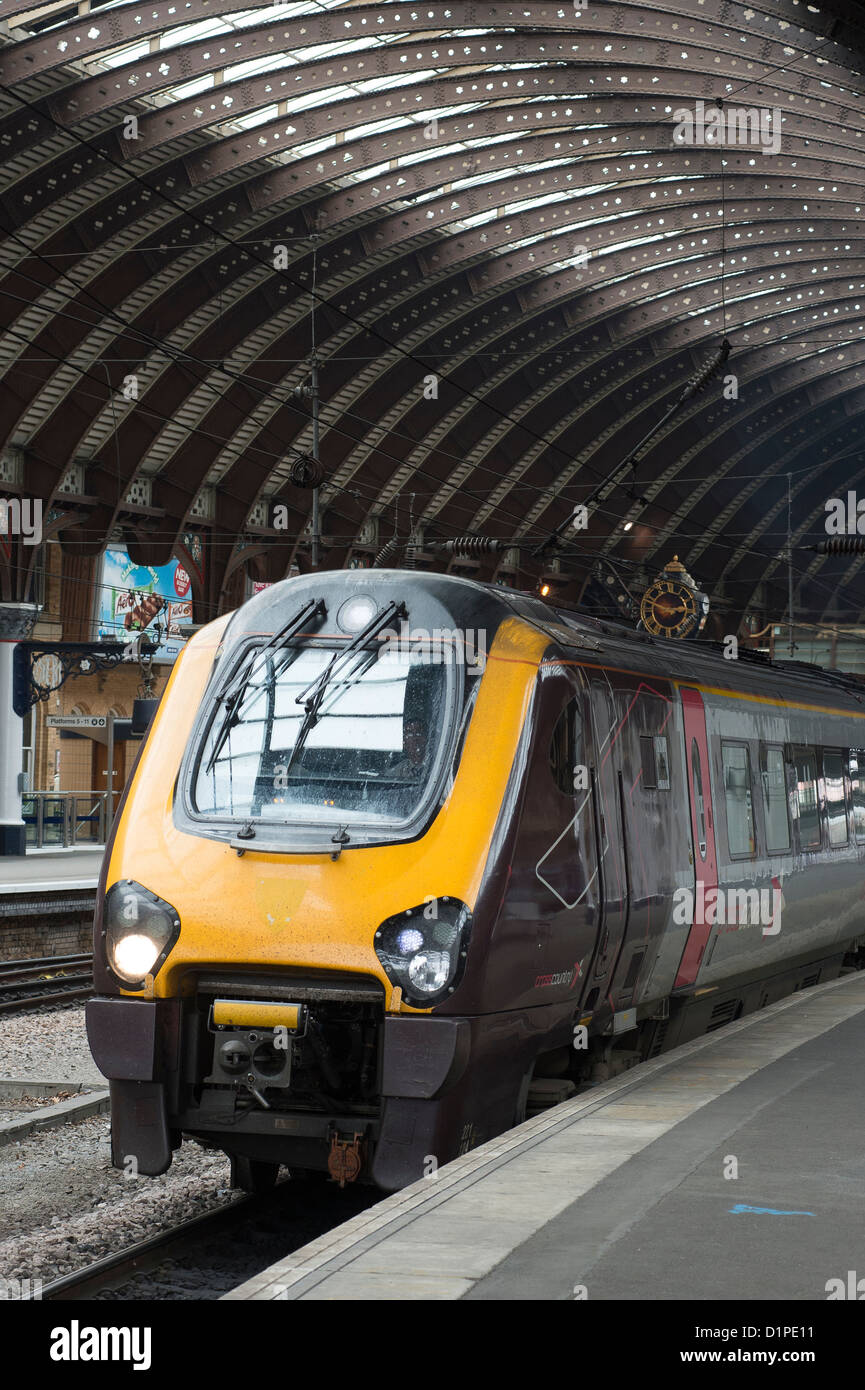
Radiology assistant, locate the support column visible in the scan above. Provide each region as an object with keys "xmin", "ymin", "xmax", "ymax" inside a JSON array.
[
  {"xmin": 0, "ymin": 604, "xmax": 40, "ymax": 856},
  {"xmin": 310, "ymin": 354, "xmax": 321, "ymax": 569}
]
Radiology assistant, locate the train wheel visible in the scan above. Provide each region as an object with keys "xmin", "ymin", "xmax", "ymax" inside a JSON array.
[{"xmin": 229, "ymin": 1154, "xmax": 281, "ymax": 1193}]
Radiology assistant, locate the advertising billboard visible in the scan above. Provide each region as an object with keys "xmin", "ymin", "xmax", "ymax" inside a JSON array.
[{"xmin": 96, "ymin": 548, "xmax": 194, "ymax": 662}]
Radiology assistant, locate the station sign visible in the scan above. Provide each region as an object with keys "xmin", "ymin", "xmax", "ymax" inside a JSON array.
[{"xmin": 46, "ymin": 715, "xmax": 108, "ymax": 729}]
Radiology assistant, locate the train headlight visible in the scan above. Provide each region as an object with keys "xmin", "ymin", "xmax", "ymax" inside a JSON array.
[
  {"xmin": 374, "ymin": 898, "xmax": 472, "ymax": 1006},
  {"xmin": 337, "ymin": 594, "xmax": 378, "ymax": 632},
  {"xmin": 407, "ymin": 951, "xmax": 450, "ymax": 994},
  {"xmin": 104, "ymin": 881, "xmax": 180, "ymax": 988}
]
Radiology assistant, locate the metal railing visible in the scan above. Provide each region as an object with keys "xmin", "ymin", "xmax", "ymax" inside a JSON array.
[{"xmin": 22, "ymin": 792, "xmax": 110, "ymax": 848}]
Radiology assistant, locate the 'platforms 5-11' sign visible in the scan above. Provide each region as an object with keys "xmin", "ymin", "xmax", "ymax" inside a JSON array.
[{"xmin": 46, "ymin": 716, "xmax": 108, "ymax": 730}]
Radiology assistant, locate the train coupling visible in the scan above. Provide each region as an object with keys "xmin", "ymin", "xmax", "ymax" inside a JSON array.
[{"xmin": 327, "ymin": 1130, "xmax": 366, "ymax": 1186}]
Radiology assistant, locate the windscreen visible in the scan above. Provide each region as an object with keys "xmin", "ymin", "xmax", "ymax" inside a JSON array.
[{"xmin": 192, "ymin": 643, "xmax": 454, "ymax": 827}]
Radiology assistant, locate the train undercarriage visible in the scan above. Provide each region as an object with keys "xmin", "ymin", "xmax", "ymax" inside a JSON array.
[{"xmin": 88, "ymin": 939, "xmax": 861, "ymax": 1193}]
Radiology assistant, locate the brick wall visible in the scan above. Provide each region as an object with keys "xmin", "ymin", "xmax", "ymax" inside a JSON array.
[{"xmin": 0, "ymin": 911, "xmax": 94, "ymax": 960}]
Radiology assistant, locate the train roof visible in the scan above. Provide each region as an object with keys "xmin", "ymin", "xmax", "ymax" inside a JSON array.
[
  {"xmin": 487, "ymin": 583, "xmax": 865, "ymax": 715},
  {"xmin": 223, "ymin": 568, "xmax": 865, "ymax": 716}
]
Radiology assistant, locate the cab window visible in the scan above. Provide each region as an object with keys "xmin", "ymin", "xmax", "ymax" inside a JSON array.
[{"xmin": 550, "ymin": 698, "xmax": 582, "ymax": 795}]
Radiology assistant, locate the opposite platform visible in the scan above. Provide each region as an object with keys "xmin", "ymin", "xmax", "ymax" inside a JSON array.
[
  {"xmin": 225, "ymin": 970, "xmax": 865, "ymax": 1301},
  {"xmin": 0, "ymin": 847, "xmax": 104, "ymax": 895}
]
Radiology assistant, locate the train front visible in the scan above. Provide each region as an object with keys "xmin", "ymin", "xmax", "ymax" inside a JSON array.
[{"xmin": 86, "ymin": 571, "xmax": 548, "ymax": 1190}]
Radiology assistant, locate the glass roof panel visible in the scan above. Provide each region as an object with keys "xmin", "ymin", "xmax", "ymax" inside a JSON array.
[{"xmin": 159, "ymin": 18, "xmax": 236, "ymax": 48}]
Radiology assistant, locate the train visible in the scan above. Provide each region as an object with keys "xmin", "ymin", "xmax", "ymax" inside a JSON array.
[{"xmin": 86, "ymin": 569, "xmax": 865, "ymax": 1191}]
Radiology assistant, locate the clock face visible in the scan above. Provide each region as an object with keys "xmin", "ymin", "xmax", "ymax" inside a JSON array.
[{"xmin": 640, "ymin": 578, "xmax": 699, "ymax": 638}]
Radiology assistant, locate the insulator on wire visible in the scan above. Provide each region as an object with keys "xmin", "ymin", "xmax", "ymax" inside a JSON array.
[
  {"xmin": 680, "ymin": 338, "xmax": 732, "ymax": 401},
  {"xmin": 811, "ymin": 537, "xmax": 865, "ymax": 555},
  {"xmin": 431, "ymin": 535, "xmax": 507, "ymax": 558},
  {"xmin": 372, "ymin": 536, "xmax": 403, "ymax": 568},
  {"xmin": 289, "ymin": 454, "xmax": 323, "ymax": 489}
]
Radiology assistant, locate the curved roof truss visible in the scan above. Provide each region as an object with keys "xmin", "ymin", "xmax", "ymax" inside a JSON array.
[{"xmin": 1, "ymin": 0, "xmax": 865, "ymax": 636}]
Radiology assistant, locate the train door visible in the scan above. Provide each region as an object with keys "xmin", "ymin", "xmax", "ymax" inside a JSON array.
[
  {"xmin": 534, "ymin": 683, "xmax": 603, "ymax": 1008},
  {"xmin": 674, "ymin": 686, "xmax": 718, "ymax": 987},
  {"xmin": 588, "ymin": 682, "xmax": 631, "ymax": 1004}
]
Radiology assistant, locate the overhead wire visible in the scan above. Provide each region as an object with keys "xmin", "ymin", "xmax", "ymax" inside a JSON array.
[
  {"xmin": 2, "ymin": 246, "xmax": 856, "ymax": 536},
  {"xmin": 0, "ymin": 77, "xmax": 646, "ymax": 497},
  {"xmin": 0, "ymin": 11, "xmax": 863, "ymax": 596},
  {"xmin": 13, "ymin": 56, "xmax": 858, "ymax": 512}
]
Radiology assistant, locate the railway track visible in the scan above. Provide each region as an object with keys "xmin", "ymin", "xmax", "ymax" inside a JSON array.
[
  {"xmin": 41, "ymin": 1179, "xmax": 379, "ymax": 1301},
  {"xmin": 0, "ymin": 953, "xmax": 93, "ymax": 1013}
]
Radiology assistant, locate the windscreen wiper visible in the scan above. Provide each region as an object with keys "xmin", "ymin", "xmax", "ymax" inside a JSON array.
[
  {"xmin": 204, "ymin": 597, "xmax": 326, "ymax": 776},
  {"xmin": 279, "ymin": 600, "xmax": 407, "ymax": 782},
  {"xmin": 296, "ymin": 600, "xmax": 405, "ymax": 712}
]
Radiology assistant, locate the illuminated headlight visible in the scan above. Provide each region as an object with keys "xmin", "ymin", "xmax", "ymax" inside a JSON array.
[
  {"xmin": 104, "ymin": 881, "xmax": 180, "ymax": 988},
  {"xmin": 337, "ymin": 594, "xmax": 378, "ymax": 632},
  {"xmin": 375, "ymin": 898, "xmax": 471, "ymax": 1006},
  {"xmin": 407, "ymin": 951, "xmax": 450, "ymax": 994}
]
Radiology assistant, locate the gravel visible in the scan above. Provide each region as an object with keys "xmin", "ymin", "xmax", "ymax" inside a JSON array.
[
  {"xmin": 96, "ymin": 1181, "xmax": 380, "ymax": 1300},
  {"xmin": 0, "ymin": 1002, "xmax": 379, "ymax": 1300},
  {"xmin": 0, "ymin": 1002, "xmax": 237, "ymax": 1296},
  {"xmin": 0, "ymin": 1091, "xmax": 89, "ymax": 1121},
  {"xmin": 1, "ymin": 1002, "xmax": 104, "ymax": 1086},
  {"xmin": 0, "ymin": 1110, "xmax": 236, "ymax": 1294}
]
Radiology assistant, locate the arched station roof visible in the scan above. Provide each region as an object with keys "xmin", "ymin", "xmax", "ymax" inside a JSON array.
[{"xmin": 1, "ymin": 0, "xmax": 865, "ymax": 631}]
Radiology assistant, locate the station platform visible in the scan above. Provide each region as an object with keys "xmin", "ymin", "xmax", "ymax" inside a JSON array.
[
  {"xmin": 0, "ymin": 847, "xmax": 104, "ymax": 896},
  {"xmin": 0, "ymin": 848, "xmax": 102, "ymax": 957},
  {"xmin": 225, "ymin": 970, "xmax": 865, "ymax": 1301}
]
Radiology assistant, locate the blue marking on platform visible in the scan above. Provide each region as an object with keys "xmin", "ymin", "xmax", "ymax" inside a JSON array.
[{"xmin": 729, "ymin": 1203, "xmax": 814, "ymax": 1216}]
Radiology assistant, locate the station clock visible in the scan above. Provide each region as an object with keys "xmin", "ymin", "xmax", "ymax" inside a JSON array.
[{"xmin": 639, "ymin": 557, "xmax": 709, "ymax": 640}]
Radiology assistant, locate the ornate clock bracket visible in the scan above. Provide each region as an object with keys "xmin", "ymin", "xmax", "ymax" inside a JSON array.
[{"xmin": 11, "ymin": 640, "xmax": 156, "ymax": 716}]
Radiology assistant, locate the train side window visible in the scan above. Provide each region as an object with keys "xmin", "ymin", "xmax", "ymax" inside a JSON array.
[
  {"xmin": 791, "ymin": 746, "xmax": 821, "ymax": 849},
  {"xmin": 639, "ymin": 736, "xmax": 670, "ymax": 790},
  {"xmin": 690, "ymin": 738, "xmax": 707, "ymax": 859},
  {"xmin": 654, "ymin": 736, "xmax": 671, "ymax": 790},
  {"xmin": 549, "ymin": 698, "xmax": 582, "ymax": 795},
  {"xmin": 721, "ymin": 742, "xmax": 755, "ymax": 857},
  {"xmin": 760, "ymin": 745, "xmax": 791, "ymax": 853},
  {"xmin": 850, "ymin": 751, "xmax": 865, "ymax": 841},
  {"xmin": 822, "ymin": 748, "xmax": 848, "ymax": 847}
]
